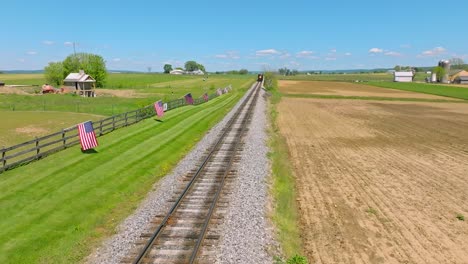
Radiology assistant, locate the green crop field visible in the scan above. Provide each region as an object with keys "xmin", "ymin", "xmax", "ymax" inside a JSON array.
[
  {"xmin": 0, "ymin": 86, "xmax": 248, "ymax": 263},
  {"xmin": 0, "ymin": 73, "xmax": 253, "ymax": 90},
  {"xmin": 278, "ymin": 72, "xmax": 429, "ymax": 82},
  {"xmin": 367, "ymin": 82, "xmax": 468, "ymax": 100}
]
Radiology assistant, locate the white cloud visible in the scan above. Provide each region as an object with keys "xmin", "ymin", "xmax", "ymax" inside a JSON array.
[
  {"xmin": 27, "ymin": 51, "xmax": 37, "ymax": 55},
  {"xmin": 385, "ymin": 51, "xmax": 402, "ymax": 57},
  {"xmin": 215, "ymin": 51, "xmax": 240, "ymax": 59},
  {"xmin": 64, "ymin": 41, "xmax": 74, "ymax": 46},
  {"xmin": 113, "ymin": 58, "xmax": 121, "ymax": 62},
  {"xmin": 17, "ymin": 58, "xmax": 25, "ymax": 63},
  {"xmin": 288, "ymin": 61, "xmax": 301, "ymax": 67},
  {"xmin": 296, "ymin": 50, "xmax": 315, "ymax": 58},
  {"xmin": 256, "ymin": 49, "xmax": 280, "ymax": 56},
  {"xmin": 369, "ymin": 48, "xmax": 383, "ymax": 54},
  {"xmin": 420, "ymin": 47, "xmax": 446, "ymax": 57},
  {"xmin": 42, "ymin": 40, "xmax": 55, "ymax": 45},
  {"xmin": 330, "ymin": 49, "xmax": 337, "ymax": 53},
  {"xmin": 400, "ymin": 44, "xmax": 412, "ymax": 49},
  {"xmin": 325, "ymin": 57, "xmax": 337, "ymax": 61},
  {"xmin": 280, "ymin": 52, "xmax": 291, "ymax": 59},
  {"xmin": 345, "ymin": 52, "xmax": 352, "ymax": 56}
]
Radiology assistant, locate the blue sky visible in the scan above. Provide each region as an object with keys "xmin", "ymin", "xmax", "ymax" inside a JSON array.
[{"xmin": 2, "ymin": 0, "xmax": 467, "ymax": 72}]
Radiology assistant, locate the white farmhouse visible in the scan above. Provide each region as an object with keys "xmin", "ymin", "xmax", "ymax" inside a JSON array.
[{"xmin": 393, "ymin": 71, "xmax": 414, "ymax": 82}]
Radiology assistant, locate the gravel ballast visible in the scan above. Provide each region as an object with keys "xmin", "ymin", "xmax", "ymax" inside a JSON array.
[
  {"xmin": 214, "ymin": 88, "xmax": 279, "ymax": 263},
  {"xmin": 87, "ymin": 83, "xmax": 278, "ymax": 263}
]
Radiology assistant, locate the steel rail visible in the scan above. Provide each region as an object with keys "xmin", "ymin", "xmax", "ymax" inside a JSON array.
[
  {"xmin": 132, "ymin": 82, "xmax": 261, "ymax": 264},
  {"xmin": 188, "ymin": 81, "xmax": 261, "ymax": 263}
]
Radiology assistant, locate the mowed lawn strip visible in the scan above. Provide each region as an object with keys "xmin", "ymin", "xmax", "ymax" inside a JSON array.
[
  {"xmin": 0, "ymin": 89, "xmax": 245, "ymax": 263},
  {"xmin": 367, "ymin": 82, "xmax": 468, "ymax": 100}
]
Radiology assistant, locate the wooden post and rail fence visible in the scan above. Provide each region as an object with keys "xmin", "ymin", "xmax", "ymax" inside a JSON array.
[{"xmin": 0, "ymin": 86, "xmax": 231, "ymax": 173}]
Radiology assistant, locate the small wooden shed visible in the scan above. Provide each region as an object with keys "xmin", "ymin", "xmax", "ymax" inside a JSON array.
[{"xmin": 63, "ymin": 70, "xmax": 96, "ymax": 97}]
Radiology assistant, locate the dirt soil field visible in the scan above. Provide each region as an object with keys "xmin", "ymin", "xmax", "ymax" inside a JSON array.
[
  {"xmin": 277, "ymin": 97, "xmax": 468, "ymax": 263},
  {"xmin": 279, "ymin": 80, "xmax": 458, "ymax": 100}
]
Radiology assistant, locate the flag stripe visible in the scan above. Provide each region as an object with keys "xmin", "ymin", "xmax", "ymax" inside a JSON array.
[
  {"xmin": 78, "ymin": 121, "xmax": 98, "ymax": 150},
  {"xmin": 184, "ymin": 93, "xmax": 194, "ymax": 104},
  {"xmin": 154, "ymin": 100, "xmax": 164, "ymax": 117}
]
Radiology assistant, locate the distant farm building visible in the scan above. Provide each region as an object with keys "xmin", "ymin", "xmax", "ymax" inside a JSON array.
[
  {"xmin": 63, "ymin": 70, "xmax": 96, "ymax": 97},
  {"xmin": 170, "ymin": 69, "xmax": 205, "ymax": 75},
  {"xmin": 189, "ymin": 69, "xmax": 205, "ymax": 75},
  {"xmin": 449, "ymin": 70, "xmax": 468, "ymax": 84},
  {"xmin": 170, "ymin": 69, "xmax": 185, "ymax": 75},
  {"xmin": 393, "ymin": 71, "xmax": 414, "ymax": 82}
]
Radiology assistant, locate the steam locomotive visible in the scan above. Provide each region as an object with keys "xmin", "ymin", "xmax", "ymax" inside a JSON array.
[{"xmin": 257, "ymin": 74, "xmax": 264, "ymax": 82}]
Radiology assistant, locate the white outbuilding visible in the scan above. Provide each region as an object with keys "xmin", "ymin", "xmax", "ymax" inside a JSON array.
[
  {"xmin": 63, "ymin": 70, "xmax": 96, "ymax": 97},
  {"xmin": 169, "ymin": 69, "xmax": 186, "ymax": 75},
  {"xmin": 393, "ymin": 71, "xmax": 414, "ymax": 82}
]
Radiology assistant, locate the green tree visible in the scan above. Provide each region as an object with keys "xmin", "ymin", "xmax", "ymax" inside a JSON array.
[
  {"xmin": 44, "ymin": 62, "xmax": 64, "ymax": 86},
  {"xmin": 62, "ymin": 53, "xmax": 107, "ymax": 87},
  {"xmin": 185, "ymin": 61, "xmax": 199, "ymax": 72},
  {"xmin": 433, "ymin": 66, "xmax": 445, "ymax": 82},
  {"xmin": 197, "ymin": 63, "xmax": 206, "ymax": 73},
  {"xmin": 239, "ymin": 69, "xmax": 248, "ymax": 75},
  {"xmin": 163, "ymin": 64, "xmax": 173, "ymax": 74}
]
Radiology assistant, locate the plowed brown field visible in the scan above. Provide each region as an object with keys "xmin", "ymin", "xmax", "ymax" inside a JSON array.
[
  {"xmin": 279, "ymin": 80, "xmax": 456, "ymax": 100},
  {"xmin": 277, "ymin": 97, "xmax": 468, "ymax": 263}
]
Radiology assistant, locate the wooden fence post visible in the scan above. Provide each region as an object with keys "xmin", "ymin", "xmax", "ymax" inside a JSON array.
[
  {"xmin": 112, "ymin": 116, "xmax": 116, "ymax": 131},
  {"xmin": 36, "ymin": 137, "xmax": 40, "ymax": 157},
  {"xmin": 62, "ymin": 129, "xmax": 66, "ymax": 147},
  {"xmin": 1, "ymin": 146, "xmax": 5, "ymax": 172},
  {"xmin": 125, "ymin": 112, "xmax": 128, "ymax": 126},
  {"xmin": 99, "ymin": 120, "xmax": 103, "ymax": 136}
]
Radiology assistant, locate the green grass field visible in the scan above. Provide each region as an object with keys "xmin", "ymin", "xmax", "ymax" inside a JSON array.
[
  {"xmin": 278, "ymin": 72, "xmax": 429, "ymax": 82},
  {"xmin": 0, "ymin": 74, "xmax": 253, "ymax": 147},
  {"xmin": 0, "ymin": 73, "xmax": 252, "ymax": 90},
  {"xmin": 367, "ymin": 82, "xmax": 468, "ymax": 100},
  {"xmin": 0, "ymin": 111, "xmax": 105, "ymax": 147},
  {"xmin": 0, "ymin": 88, "xmax": 247, "ymax": 263}
]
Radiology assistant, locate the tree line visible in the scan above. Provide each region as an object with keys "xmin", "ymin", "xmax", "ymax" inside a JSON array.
[{"xmin": 44, "ymin": 53, "xmax": 107, "ymax": 87}]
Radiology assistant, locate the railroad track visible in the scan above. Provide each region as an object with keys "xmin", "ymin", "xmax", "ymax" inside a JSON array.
[{"xmin": 126, "ymin": 82, "xmax": 261, "ymax": 264}]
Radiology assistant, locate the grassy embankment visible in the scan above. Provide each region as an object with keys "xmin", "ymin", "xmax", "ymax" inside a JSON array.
[
  {"xmin": 264, "ymin": 73, "xmax": 304, "ymax": 261},
  {"xmin": 0, "ymin": 85, "xmax": 249, "ymax": 263}
]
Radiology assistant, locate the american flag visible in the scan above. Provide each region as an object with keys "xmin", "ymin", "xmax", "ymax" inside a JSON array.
[
  {"xmin": 154, "ymin": 100, "xmax": 164, "ymax": 117},
  {"xmin": 203, "ymin": 93, "xmax": 209, "ymax": 102},
  {"xmin": 78, "ymin": 121, "xmax": 98, "ymax": 151},
  {"xmin": 217, "ymin": 88, "xmax": 222, "ymax": 96},
  {"xmin": 184, "ymin": 93, "xmax": 194, "ymax": 105}
]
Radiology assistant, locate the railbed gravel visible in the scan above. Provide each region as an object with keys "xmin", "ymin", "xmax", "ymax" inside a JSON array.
[
  {"xmin": 87, "ymin": 83, "xmax": 279, "ymax": 264},
  {"xmin": 214, "ymin": 88, "xmax": 280, "ymax": 263}
]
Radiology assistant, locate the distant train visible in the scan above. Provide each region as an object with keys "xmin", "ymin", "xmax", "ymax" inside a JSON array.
[{"xmin": 257, "ymin": 74, "xmax": 264, "ymax": 82}]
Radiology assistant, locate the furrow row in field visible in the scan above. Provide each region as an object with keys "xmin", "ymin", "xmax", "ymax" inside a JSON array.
[{"xmin": 278, "ymin": 98, "xmax": 468, "ymax": 264}]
